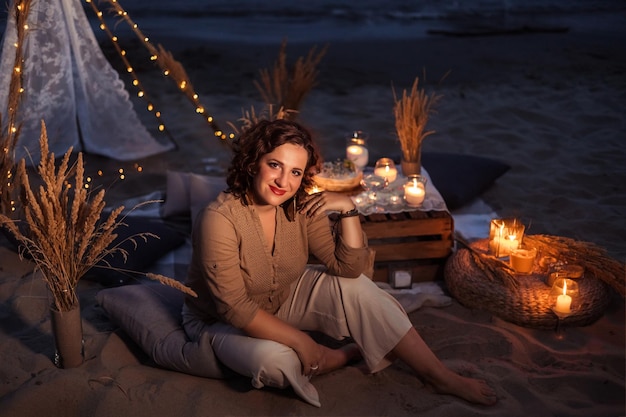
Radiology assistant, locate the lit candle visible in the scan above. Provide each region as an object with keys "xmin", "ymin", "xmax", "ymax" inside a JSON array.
[
  {"xmin": 404, "ymin": 181, "xmax": 425, "ymax": 206},
  {"xmin": 374, "ymin": 159, "xmax": 397, "ymax": 183},
  {"xmin": 308, "ymin": 184, "xmax": 323, "ymax": 194},
  {"xmin": 346, "ymin": 144, "xmax": 368, "ymax": 171},
  {"xmin": 554, "ymin": 280, "xmax": 572, "ymax": 314},
  {"xmin": 346, "ymin": 132, "xmax": 369, "ymax": 171},
  {"xmin": 489, "ymin": 235, "xmax": 520, "ymax": 257},
  {"xmin": 488, "ymin": 219, "xmax": 524, "ymax": 257},
  {"xmin": 510, "ymin": 247, "xmax": 536, "ymax": 274}
]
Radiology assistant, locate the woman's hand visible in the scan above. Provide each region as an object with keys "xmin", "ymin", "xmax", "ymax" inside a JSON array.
[
  {"xmin": 293, "ymin": 334, "xmax": 325, "ymax": 378},
  {"xmin": 300, "ymin": 191, "xmax": 355, "ymax": 218}
]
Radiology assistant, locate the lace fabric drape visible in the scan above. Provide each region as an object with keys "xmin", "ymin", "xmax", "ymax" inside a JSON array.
[{"xmin": 0, "ymin": 0, "xmax": 175, "ymax": 164}]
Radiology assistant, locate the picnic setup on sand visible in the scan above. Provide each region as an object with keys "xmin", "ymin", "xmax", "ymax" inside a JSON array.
[{"xmin": 1, "ymin": 0, "xmax": 625, "ymax": 416}]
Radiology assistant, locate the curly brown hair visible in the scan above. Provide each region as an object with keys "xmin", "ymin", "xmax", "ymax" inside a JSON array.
[{"xmin": 226, "ymin": 119, "xmax": 321, "ymax": 205}]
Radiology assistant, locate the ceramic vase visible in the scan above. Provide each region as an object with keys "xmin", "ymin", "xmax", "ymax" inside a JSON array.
[{"xmin": 50, "ymin": 304, "xmax": 84, "ymax": 368}]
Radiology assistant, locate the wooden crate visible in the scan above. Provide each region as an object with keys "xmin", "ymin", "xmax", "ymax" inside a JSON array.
[{"xmin": 360, "ymin": 210, "xmax": 454, "ymax": 283}]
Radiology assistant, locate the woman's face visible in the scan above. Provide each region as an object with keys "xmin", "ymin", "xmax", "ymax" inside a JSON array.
[{"xmin": 251, "ymin": 143, "xmax": 308, "ymax": 207}]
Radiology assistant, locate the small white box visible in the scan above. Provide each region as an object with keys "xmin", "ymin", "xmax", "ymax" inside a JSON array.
[{"xmin": 390, "ymin": 269, "xmax": 412, "ymax": 289}]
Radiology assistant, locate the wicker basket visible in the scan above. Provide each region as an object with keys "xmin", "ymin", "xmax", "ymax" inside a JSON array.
[{"xmin": 444, "ymin": 239, "xmax": 612, "ymax": 329}]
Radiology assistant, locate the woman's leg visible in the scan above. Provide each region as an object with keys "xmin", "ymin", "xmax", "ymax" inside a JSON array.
[
  {"xmin": 182, "ymin": 313, "xmax": 322, "ymax": 407},
  {"xmin": 277, "ymin": 266, "xmax": 413, "ymax": 373},
  {"xmin": 278, "ymin": 266, "xmax": 497, "ymax": 405},
  {"xmin": 392, "ymin": 327, "xmax": 497, "ymax": 405}
]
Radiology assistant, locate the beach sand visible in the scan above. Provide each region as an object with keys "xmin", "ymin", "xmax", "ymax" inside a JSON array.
[{"xmin": 1, "ymin": 13, "xmax": 625, "ymax": 417}]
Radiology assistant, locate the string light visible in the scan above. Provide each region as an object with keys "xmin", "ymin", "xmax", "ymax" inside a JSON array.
[
  {"xmin": 85, "ymin": 0, "xmax": 231, "ymax": 141},
  {"xmin": 85, "ymin": 0, "xmax": 173, "ymax": 145}
]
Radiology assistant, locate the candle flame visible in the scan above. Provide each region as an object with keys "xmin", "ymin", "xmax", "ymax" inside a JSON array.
[{"xmin": 562, "ymin": 280, "xmax": 567, "ymax": 295}]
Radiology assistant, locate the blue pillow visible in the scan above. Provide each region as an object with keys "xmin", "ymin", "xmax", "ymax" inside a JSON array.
[
  {"xmin": 83, "ymin": 216, "xmax": 186, "ymax": 286},
  {"xmin": 422, "ymin": 152, "xmax": 510, "ymax": 210}
]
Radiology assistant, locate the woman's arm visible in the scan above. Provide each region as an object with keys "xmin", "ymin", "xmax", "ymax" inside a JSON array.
[
  {"xmin": 301, "ymin": 192, "xmax": 369, "ymax": 277},
  {"xmin": 301, "ymin": 191, "xmax": 363, "ymax": 248}
]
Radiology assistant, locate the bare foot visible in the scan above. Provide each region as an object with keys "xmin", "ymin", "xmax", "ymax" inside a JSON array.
[
  {"xmin": 429, "ymin": 369, "xmax": 497, "ymax": 406},
  {"xmin": 317, "ymin": 343, "xmax": 362, "ymax": 375}
]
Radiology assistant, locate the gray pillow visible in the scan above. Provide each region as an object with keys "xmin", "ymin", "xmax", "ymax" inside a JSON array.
[{"xmin": 96, "ymin": 283, "xmax": 230, "ymax": 379}]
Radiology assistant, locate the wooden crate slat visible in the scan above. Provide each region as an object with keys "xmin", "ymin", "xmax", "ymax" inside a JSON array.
[
  {"xmin": 370, "ymin": 240, "xmax": 452, "ymax": 261},
  {"xmin": 362, "ymin": 217, "xmax": 452, "ymax": 239},
  {"xmin": 372, "ymin": 261, "xmax": 445, "ymax": 282},
  {"xmin": 318, "ymin": 209, "xmax": 453, "ymax": 283}
]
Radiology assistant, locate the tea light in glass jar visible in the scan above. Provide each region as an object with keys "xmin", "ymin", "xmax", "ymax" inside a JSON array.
[
  {"xmin": 389, "ymin": 194, "xmax": 402, "ymax": 205},
  {"xmin": 373, "ymin": 158, "xmax": 397, "ymax": 183},
  {"xmin": 488, "ymin": 218, "xmax": 525, "ymax": 257},
  {"xmin": 510, "ymin": 246, "xmax": 537, "ymax": 274},
  {"xmin": 346, "ymin": 131, "xmax": 369, "ymax": 171},
  {"xmin": 403, "ymin": 175, "xmax": 427, "ymax": 207},
  {"xmin": 551, "ymin": 278, "xmax": 579, "ymax": 315}
]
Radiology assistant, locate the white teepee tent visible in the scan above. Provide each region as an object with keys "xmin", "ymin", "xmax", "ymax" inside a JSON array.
[{"xmin": 0, "ymin": 0, "xmax": 175, "ymax": 164}]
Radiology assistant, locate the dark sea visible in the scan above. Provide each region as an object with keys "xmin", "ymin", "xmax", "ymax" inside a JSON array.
[
  {"xmin": 1, "ymin": 0, "xmax": 624, "ymax": 44},
  {"xmin": 87, "ymin": 0, "xmax": 626, "ymax": 43}
]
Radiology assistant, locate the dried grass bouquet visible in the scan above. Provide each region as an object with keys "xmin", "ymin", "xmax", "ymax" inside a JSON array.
[
  {"xmin": 393, "ymin": 77, "xmax": 442, "ymax": 173},
  {"xmin": 0, "ymin": 122, "xmax": 195, "ymax": 312}
]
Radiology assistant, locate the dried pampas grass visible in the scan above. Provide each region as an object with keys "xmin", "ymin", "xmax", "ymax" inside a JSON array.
[
  {"xmin": 524, "ymin": 234, "xmax": 624, "ymax": 297},
  {"xmin": 254, "ymin": 39, "xmax": 327, "ymax": 121},
  {"xmin": 457, "ymin": 235, "xmax": 624, "ymax": 297},
  {"xmin": 393, "ymin": 77, "xmax": 442, "ymax": 163},
  {"xmin": 0, "ymin": 122, "xmax": 194, "ymax": 311}
]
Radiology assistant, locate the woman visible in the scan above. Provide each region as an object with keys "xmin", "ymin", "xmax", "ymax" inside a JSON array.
[{"xmin": 182, "ymin": 119, "xmax": 497, "ymax": 407}]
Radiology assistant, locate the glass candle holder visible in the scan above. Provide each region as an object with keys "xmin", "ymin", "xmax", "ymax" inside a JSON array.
[
  {"xmin": 403, "ymin": 174, "xmax": 427, "ymax": 207},
  {"xmin": 488, "ymin": 218, "xmax": 525, "ymax": 257},
  {"xmin": 509, "ymin": 246, "xmax": 537, "ymax": 274},
  {"xmin": 346, "ymin": 131, "xmax": 369, "ymax": 171},
  {"xmin": 550, "ymin": 277, "xmax": 580, "ymax": 316},
  {"xmin": 546, "ymin": 264, "xmax": 584, "ymax": 286},
  {"xmin": 373, "ymin": 158, "xmax": 397, "ymax": 184}
]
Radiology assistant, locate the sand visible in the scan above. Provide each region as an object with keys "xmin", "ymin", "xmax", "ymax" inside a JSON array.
[{"xmin": 1, "ymin": 12, "xmax": 625, "ymax": 417}]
